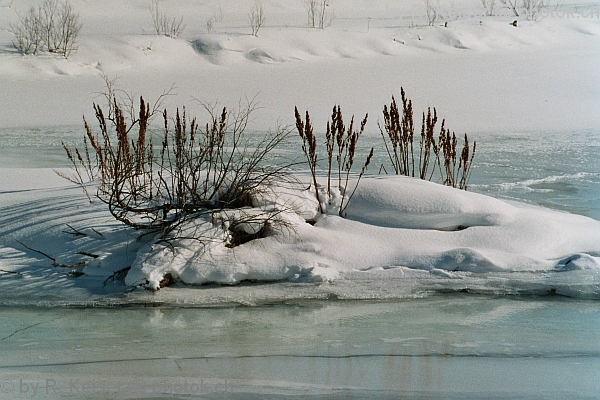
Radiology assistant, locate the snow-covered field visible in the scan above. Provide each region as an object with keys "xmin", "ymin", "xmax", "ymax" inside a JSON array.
[
  {"xmin": 1, "ymin": 0, "xmax": 600, "ymax": 304},
  {"xmin": 1, "ymin": 0, "xmax": 600, "ymax": 132}
]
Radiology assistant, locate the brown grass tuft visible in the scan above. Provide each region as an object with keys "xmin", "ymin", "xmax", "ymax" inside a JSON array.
[{"xmin": 380, "ymin": 87, "xmax": 476, "ymax": 190}]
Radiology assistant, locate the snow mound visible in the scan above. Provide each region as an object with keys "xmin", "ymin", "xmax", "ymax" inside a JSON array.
[
  {"xmin": 245, "ymin": 48, "xmax": 281, "ymax": 63},
  {"xmin": 345, "ymin": 176, "xmax": 514, "ymax": 230},
  {"xmin": 555, "ymin": 253, "xmax": 600, "ymax": 271},
  {"xmin": 121, "ymin": 175, "xmax": 600, "ymax": 292}
]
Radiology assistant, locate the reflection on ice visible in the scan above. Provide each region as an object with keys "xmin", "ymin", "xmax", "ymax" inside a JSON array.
[{"xmin": 1, "ymin": 298, "xmax": 599, "ymax": 399}]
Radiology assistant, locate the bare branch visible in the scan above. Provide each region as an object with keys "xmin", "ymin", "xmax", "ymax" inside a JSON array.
[
  {"xmin": 150, "ymin": 0, "xmax": 186, "ymax": 38},
  {"xmin": 249, "ymin": 0, "xmax": 265, "ymax": 36},
  {"xmin": 10, "ymin": 0, "xmax": 81, "ymax": 57}
]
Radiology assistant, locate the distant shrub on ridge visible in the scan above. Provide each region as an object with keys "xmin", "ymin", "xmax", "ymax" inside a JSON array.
[
  {"xmin": 10, "ymin": 0, "xmax": 81, "ymax": 58},
  {"xmin": 249, "ymin": 0, "xmax": 265, "ymax": 37},
  {"xmin": 150, "ymin": 0, "xmax": 186, "ymax": 38}
]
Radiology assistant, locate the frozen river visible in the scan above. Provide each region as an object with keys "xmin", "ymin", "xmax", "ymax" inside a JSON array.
[
  {"xmin": 2, "ymin": 298, "xmax": 600, "ymax": 399},
  {"xmin": 1, "ymin": 127, "xmax": 599, "ymax": 398}
]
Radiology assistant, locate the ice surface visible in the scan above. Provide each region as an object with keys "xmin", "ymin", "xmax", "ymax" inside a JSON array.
[
  {"xmin": 1, "ymin": 0, "xmax": 600, "ymax": 304},
  {"xmin": 1, "ymin": 298, "xmax": 600, "ymax": 399}
]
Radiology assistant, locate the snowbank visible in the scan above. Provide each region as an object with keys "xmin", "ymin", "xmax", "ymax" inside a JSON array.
[
  {"xmin": 2, "ymin": 168, "xmax": 599, "ymax": 303},
  {"xmin": 123, "ymin": 175, "xmax": 600, "ymax": 291}
]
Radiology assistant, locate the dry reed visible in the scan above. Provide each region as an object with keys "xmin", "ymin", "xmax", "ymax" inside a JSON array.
[
  {"xmin": 379, "ymin": 87, "xmax": 476, "ymax": 190},
  {"xmin": 295, "ymin": 105, "xmax": 373, "ymax": 216}
]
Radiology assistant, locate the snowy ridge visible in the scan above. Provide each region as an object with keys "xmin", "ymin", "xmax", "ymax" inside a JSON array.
[{"xmin": 1, "ymin": 1, "xmax": 600, "ymax": 132}]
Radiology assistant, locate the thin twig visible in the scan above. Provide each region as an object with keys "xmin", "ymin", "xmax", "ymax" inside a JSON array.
[
  {"xmin": 16, "ymin": 240, "xmax": 57, "ymax": 264},
  {"xmin": 16, "ymin": 240, "xmax": 86, "ymax": 268},
  {"xmin": 0, "ymin": 269, "xmax": 23, "ymax": 277}
]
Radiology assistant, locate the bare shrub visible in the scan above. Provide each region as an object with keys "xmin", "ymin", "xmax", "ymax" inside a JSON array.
[
  {"xmin": 380, "ymin": 88, "xmax": 415, "ymax": 176},
  {"xmin": 521, "ymin": 0, "xmax": 548, "ymax": 20},
  {"xmin": 480, "ymin": 0, "xmax": 497, "ymax": 16},
  {"xmin": 294, "ymin": 107, "xmax": 322, "ymax": 212},
  {"xmin": 11, "ymin": 6, "xmax": 42, "ymax": 55},
  {"xmin": 51, "ymin": 0, "xmax": 81, "ymax": 57},
  {"xmin": 423, "ymin": 0, "xmax": 439, "ymax": 26},
  {"xmin": 61, "ymin": 91, "xmax": 294, "ymax": 242},
  {"xmin": 500, "ymin": 0, "xmax": 520, "ymax": 16},
  {"xmin": 379, "ymin": 88, "xmax": 476, "ymax": 190},
  {"xmin": 150, "ymin": 0, "xmax": 186, "ymax": 38},
  {"xmin": 304, "ymin": 0, "xmax": 318, "ymax": 28},
  {"xmin": 57, "ymin": 76, "xmax": 172, "ymax": 202},
  {"xmin": 295, "ymin": 106, "xmax": 373, "ymax": 216},
  {"xmin": 10, "ymin": 0, "xmax": 81, "ymax": 57},
  {"xmin": 501, "ymin": 0, "xmax": 547, "ymax": 22},
  {"xmin": 303, "ymin": 0, "xmax": 333, "ymax": 29},
  {"xmin": 419, "ymin": 107, "xmax": 438, "ymax": 181},
  {"xmin": 206, "ymin": 6, "xmax": 224, "ymax": 33},
  {"xmin": 438, "ymin": 123, "xmax": 477, "ymax": 190},
  {"xmin": 213, "ymin": 6, "xmax": 225, "ymax": 23},
  {"xmin": 249, "ymin": 0, "xmax": 265, "ymax": 37}
]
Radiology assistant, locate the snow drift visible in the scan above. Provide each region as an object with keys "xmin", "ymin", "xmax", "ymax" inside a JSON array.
[{"xmin": 122, "ymin": 175, "xmax": 600, "ymax": 293}]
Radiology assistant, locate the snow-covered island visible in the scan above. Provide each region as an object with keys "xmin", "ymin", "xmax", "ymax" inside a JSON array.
[
  {"xmin": 124, "ymin": 173, "xmax": 600, "ymax": 292},
  {"xmin": 1, "ymin": 0, "xmax": 600, "ymax": 304}
]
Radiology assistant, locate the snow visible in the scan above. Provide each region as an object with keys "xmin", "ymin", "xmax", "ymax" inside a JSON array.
[
  {"xmin": 2, "ymin": 167, "xmax": 599, "ymax": 302},
  {"xmin": 122, "ymin": 174, "xmax": 600, "ymax": 291},
  {"xmin": 1, "ymin": 0, "xmax": 600, "ymax": 303},
  {"xmin": 1, "ymin": 0, "xmax": 600, "ymax": 132}
]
